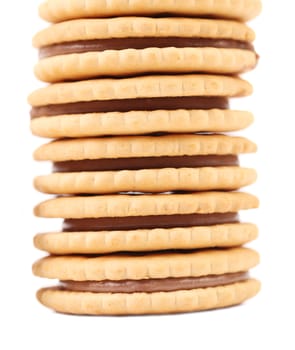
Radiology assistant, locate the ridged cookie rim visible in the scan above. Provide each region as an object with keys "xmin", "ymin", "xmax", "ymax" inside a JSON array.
[
  {"xmin": 31, "ymin": 109, "xmax": 254, "ymax": 138},
  {"xmin": 33, "ymin": 247, "xmax": 259, "ymax": 280},
  {"xmin": 34, "ymin": 191, "xmax": 259, "ymax": 219},
  {"xmin": 33, "ymin": 17, "xmax": 256, "ymax": 48},
  {"xmin": 34, "ymin": 223, "xmax": 258, "ymax": 254},
  {"xmin": 36, "ymin": 280, "xmax": 261, "ymax": 315},
  {"xmin": 34, "ymin": 48, "xmax": 257, "ymax": 83},
  {"xmin": 34, "ymin": 134, "xmax": 257, "ymax": 162},
  {"xmin": 39, "ymin": 0, "xmax": 262, "ymax": 23},
  {"xmin": 34, "ymin": 167, "xmax": 257, "ymax": 194},
  {"xmin": 28, "ymin": 74, "xmax": 253, "ymax": 106}
]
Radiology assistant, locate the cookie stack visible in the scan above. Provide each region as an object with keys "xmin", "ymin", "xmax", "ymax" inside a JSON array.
[{"xmin": 30, "ymin": 0, "xmax": 262, "ymax": 315}]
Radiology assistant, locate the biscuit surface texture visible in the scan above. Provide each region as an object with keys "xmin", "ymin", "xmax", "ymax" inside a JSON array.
[
  {"xmin": 34, "ymin": 192, "xmax": 259, "ymax": 218},
  {"xmin": 34, "ymin": 167, "xmax": 257, "ymax": 194},
  {"xmin": 33, "ymin": 247, "xmax": 259, "ymax": 280},
  {"xmin": 28, "ymin": 75, "xmax": 253, "ymax": 106},
  {"xmin": 33, "ymin": 134, "xmax": 257, "ymax": 161},
  {"xmin": 35, "ymin": 48, "xmax": 257, "ymax": 83},
  {"xmin": 34, "ymin": 223, "xmax": 258, "ymax": 254},
  {"xmin": 36, "ymin": 280, "xmax": 260, "ymax": 315},
  {"xmin": 33, "ymin": 18, "xmax": 256, "ymax": 47},
  {"xmin": 39, "ymin": 0, "xmax": 262, "ymax": 23},
  {"xmin": 30, "ymin": 110, "xmax": 254, "ymax": 138}
]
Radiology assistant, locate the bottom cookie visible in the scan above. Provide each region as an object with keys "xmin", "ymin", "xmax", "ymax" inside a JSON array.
[{"xmin": 37, "ymin": 279, "xmax": 260, "ymax": 315}]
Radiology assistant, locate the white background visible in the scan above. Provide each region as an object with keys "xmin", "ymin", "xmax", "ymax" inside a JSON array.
[{"xmin": 1, "ymin": 1, "xmax": 294, "ymax": 348}]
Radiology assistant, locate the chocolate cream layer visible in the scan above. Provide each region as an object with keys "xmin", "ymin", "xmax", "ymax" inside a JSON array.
[
  {"xmin": 39, "ymin": 37, "xmax": 254, "ymax": 59},
  {"xmin": 30, "ymin": 96, "xmax": 229, "ymax": 118},
  {"xmin": 60, "ymin": 271, "xmax": 249, "ymax": 293},
  {"xmin": 53, "ymin": 155, "xmax": 239, "ymax": 172},
  {"xmin": 63, "ymin": 212, "xmax": 239, "ymax": 231}
]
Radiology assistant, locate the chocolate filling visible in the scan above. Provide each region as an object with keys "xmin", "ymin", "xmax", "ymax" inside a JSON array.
[
  {"xmin": 53, "ymin": 155, "xmax": 239, "ymax": 172},
  {"xmin": 63, "ymin": 212, "xmax": 239, "ymax": 231},
  {"xmin": 30, "ymin": 96, "xmax": 229, "ymax": 119},
  {"xmin": 60, "ymin": 271, "xmax": 249, "ymax": 293},
  {"xmin": 39, "ymin": 38, "xmax": 254, "ymax": 59}
]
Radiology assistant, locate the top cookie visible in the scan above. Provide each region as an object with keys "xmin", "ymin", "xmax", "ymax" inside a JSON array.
[
  {"xmin": 39, "ymin": 0, "xmax": 262, "ymax": 23},
  {"xmin": 33, "ymin": 18, "xmax": 255, "ymax": 48}
]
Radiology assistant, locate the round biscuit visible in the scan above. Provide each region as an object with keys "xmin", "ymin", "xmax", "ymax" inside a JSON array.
[
  {"xmin": 34, "ymin": 223, "xmax": 258, "ymax": 254},
  {"xmin": 34, "ymin": 134, "xmax": 257, "ymax": 162},
  {"xmin": 34, "ymin": 192, "xmax": 259, "ymax": 219},
  {"xmin": 36, "ymin": 280, "xmax": 261, "ymax": 315},
  {"xmin": 34, "ymin": 167, "xmax": 257, "ymax": 194},
  {"xmin": 31, "ymin": 110, "xmax": 254, "ymax": 138},
  {"xmin": 33, "ymin": 247, "xmax": 259, "ymax": 280},
  {"xmin": 28, "ymin": 74, "xmax": 253, "ymax": 107},
  {"xmin": 35, "ymin": 48, "xmax": 257, "ymax": 83},
  {"xmin": 33, "ymin": 18, "xmax": 256, "ymax": 47},
  {"xmin": 38, "ymin": 0, "xmax": 262, "ymax": 23}
]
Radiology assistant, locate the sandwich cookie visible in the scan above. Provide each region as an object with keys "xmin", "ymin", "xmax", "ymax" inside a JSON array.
[
  {"xmin": 33, "ymin": 247, "xmax": 260, "ymax": 315},
  {"xmin": 29, "ymin": 74, "xmax": 252, "ymax": 138},
  {"xmin": 38, "ymin": 0, "xmax": 262, "ymax": 23},
  {"xmin": 34, "ymin": 192, "xmax": 259, "ymax": 251},
  {"xmin": 33, "ymin": 134, "xmax": 257, "ymax": 194},
  {"xmin": 34, "ymin": 17, "xmax": 258, "ymax": 83}
]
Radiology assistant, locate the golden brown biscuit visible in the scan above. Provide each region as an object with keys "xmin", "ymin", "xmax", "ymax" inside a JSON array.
[
  {"xmin": 31, "ymin": 109, "xmax": 254, "ymax": 139},
  {"xmin": 36, "ymin": 48, "xmax": 257, "ymax": 83},
  {"xmin": 39, "ymin": 0, "xmax": 262, "ymax": 23},
  {"xmin": 34, "ymin": 134, "xmax": 257, "ymax": 161},
  {"xmin": 36, "ymin": 280, "xmax": 260, "ymax": 315},
  {"xmin": 34, "ymin": 167, "xmax": 257, "ymax": 194},
  {"xmin": 28, "ymin": 74, "xmax": 252, "ymax": 107},
  {"xmin": 33, "ymin": 247, "xmax": 258, "ymax": 280},
  {"xmin": 34, "ymin": 191, "xmax": 259, "ymax": 218},
  {"xmin": 34, "ymin": 223, "xmax": 258, "ymax": 254},
  {"xmin": 34, "ymin": 18, "xmax": 256, "ymax": 47}
]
